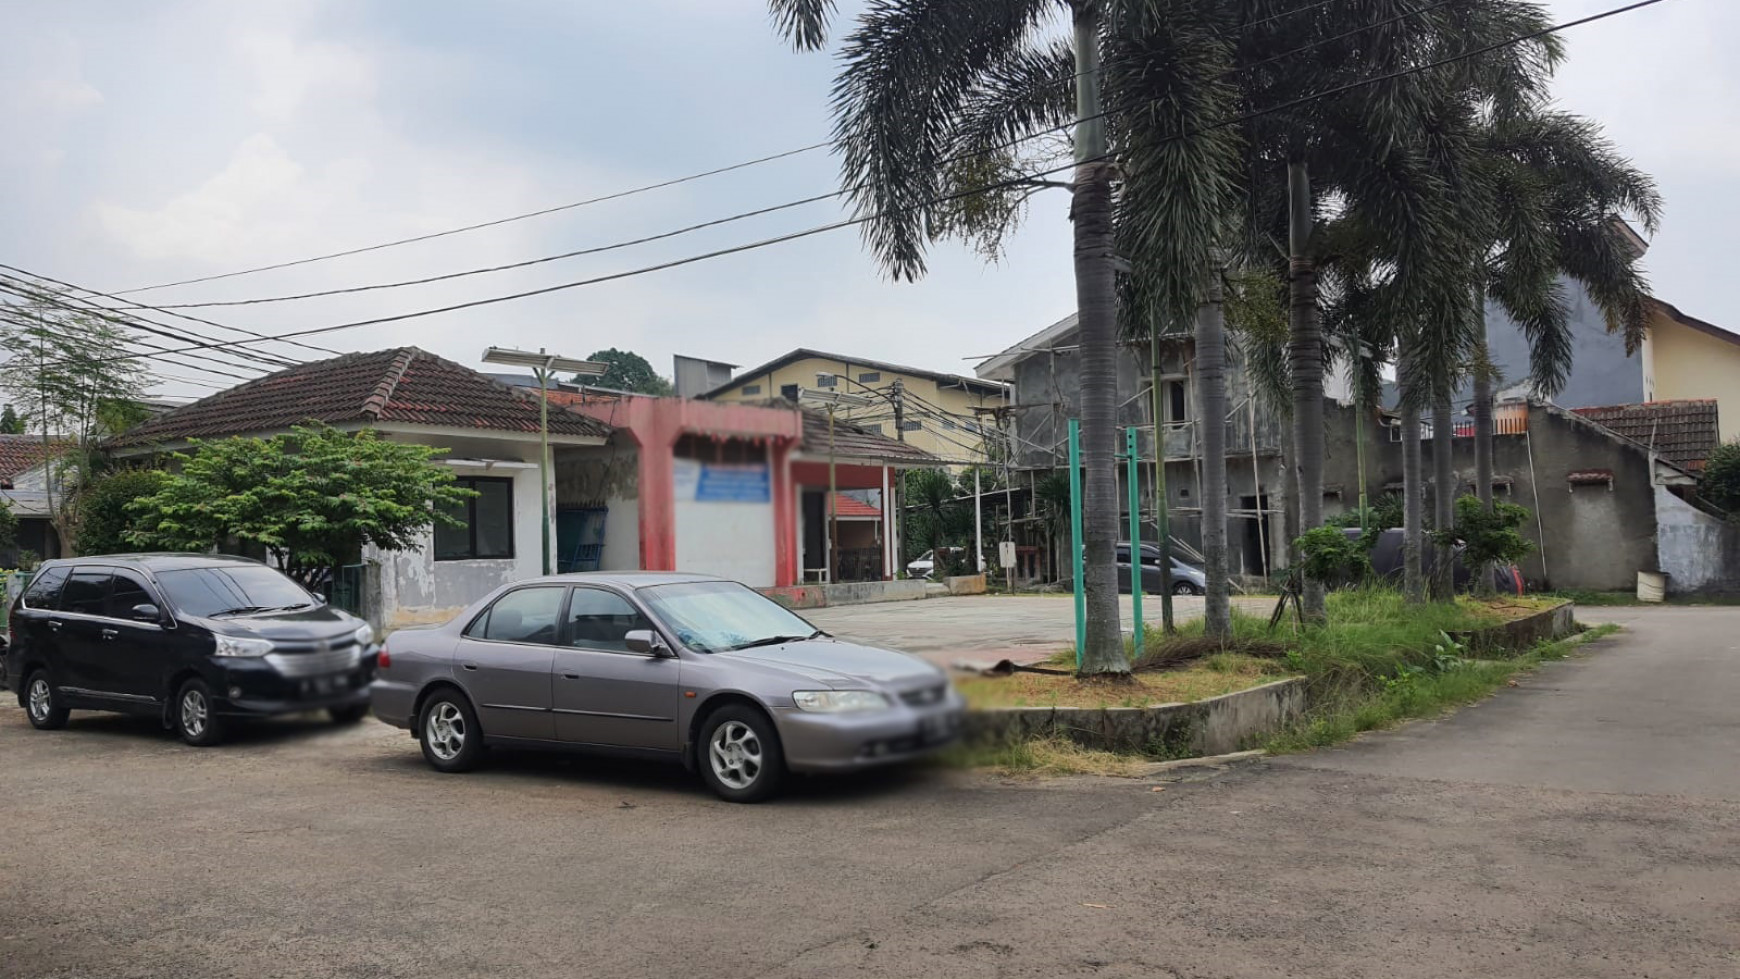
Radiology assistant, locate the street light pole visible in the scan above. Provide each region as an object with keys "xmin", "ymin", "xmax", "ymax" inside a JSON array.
[
  {"xmin": 481, "ymin": 346, "xmax": 607, "ymax": 577},
  {"xmin": 828, "ymin": 402, "xmax": 839, "ymax": 583}
]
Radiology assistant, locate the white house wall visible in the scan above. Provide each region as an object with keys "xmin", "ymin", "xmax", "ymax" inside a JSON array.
[
  {"xmin": 1655, "ymin": 486, "xmax": 1740, "ymax": 595},
  {"xmin": 672, "ymin": 457, "xmax": 776, "ymax": 586}
]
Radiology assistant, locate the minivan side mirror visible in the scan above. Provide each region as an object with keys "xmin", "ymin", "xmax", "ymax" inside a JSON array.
[
  {"xmin": 131, "ymin": 603, "xmax": 161, "ymax": 623},
  {"xmin": 624, "ymin": 630, "xmax": 671, "ymax": 657}
]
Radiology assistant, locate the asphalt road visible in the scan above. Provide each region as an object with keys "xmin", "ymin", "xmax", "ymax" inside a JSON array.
[{"xmin": 2, "ymin": 606, "xmax": 1736, "ymax": 978}]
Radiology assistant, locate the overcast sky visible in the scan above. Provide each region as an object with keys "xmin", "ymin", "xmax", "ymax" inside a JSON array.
[{"xmin": 2, "ymin": 0, "xmax": 1731, "ymax": 399}]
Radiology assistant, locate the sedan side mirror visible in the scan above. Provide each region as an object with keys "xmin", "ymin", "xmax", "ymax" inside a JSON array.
[
  {"xmin": 624, "ymin": 630, "xmax": 672, "ymax": 657},
  {"xmin": 132, "ymin": 603, "xmax": 161, "ymax": 623}
]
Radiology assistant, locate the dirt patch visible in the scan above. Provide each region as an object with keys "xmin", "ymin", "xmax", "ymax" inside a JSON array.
[{"xmin": 1132, "ymin": 636, "xmax": 1289, "ymax": 671}]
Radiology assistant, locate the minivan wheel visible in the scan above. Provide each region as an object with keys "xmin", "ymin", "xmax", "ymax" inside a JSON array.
[
  {"xmin": 419, "ymin": 691, "xmax": 484, "ymax": 773},
  {"xmin": 175, "ymin": 679, "xmax": 226, "ymax": 747},
  {"xmin": 24, "ymin": 671, "xmax": 69, "ymax": 730},
  {"xmin": 1172, "ymin": 581, "xmax": 1202, "ymax": 596},
  {"xmin": 697, "ymin": 704, "xmax": 786, "ymax": 803},
  {"xmin": 328, "ymin": 704, "xmax": 370, "ymax": 725}
]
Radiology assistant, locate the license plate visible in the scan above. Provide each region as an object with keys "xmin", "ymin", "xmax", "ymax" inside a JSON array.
[{"xmin": 920, "ymin": 715, "xmax": 954, "ymax": 743}]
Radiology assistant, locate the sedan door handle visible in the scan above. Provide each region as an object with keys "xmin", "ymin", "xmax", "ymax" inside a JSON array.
[
  {"xmin": 101, "ymin": 628, "xmax": 118, "ymax": 640},
  {"xmin": 561, "ymin": 673, "xmax": 581, "ymax": 680},
  {"xmin": 460, "ymin": 663, "xmax": 479, "ymax": 671}
]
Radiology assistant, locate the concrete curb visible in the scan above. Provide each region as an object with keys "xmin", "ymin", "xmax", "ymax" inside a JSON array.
[
  {"xmin": 964, "ymin": 678, "xmax": 1306, "ymax": 756},
  {"xmin": 1137, "ymin": 749, "xmax": 1268, "ymax": 779},
  {"xmin": 1456, "ymin": 600, "xmax": 1577, "ymax": 653}
]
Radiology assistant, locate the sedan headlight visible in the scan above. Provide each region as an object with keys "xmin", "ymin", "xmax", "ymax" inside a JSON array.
[
  {"xmin": 792, "ymin": 690, "xmax": 893, "ymax": 713},
  {"xmin": 213, "ymin": 634, "xmax": 274, "ymax": 658},
  {"xmin": 354, "ymin": 624, "xmax": 375, "ymax": 647}
]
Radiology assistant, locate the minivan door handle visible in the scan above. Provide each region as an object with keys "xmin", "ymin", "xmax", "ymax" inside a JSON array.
[
  {"xmin": 46, "ymin": 621, "xmax": 61, "ymax": 632},
  {"xmin": 460, "ymin": 663, "xmax": 478, "ymax": 671},
  {"xmin": 561, "ymin": 673, "xmax": 580, "ymax": 680},
  {"xmin": 101, "ymin": 628, "xmax": 118, "ymax": 640}
]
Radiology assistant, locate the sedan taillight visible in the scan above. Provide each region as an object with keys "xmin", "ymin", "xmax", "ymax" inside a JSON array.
[{"xmin": 377, "ymin": 644, "xmax": 391, "ymax": 669}]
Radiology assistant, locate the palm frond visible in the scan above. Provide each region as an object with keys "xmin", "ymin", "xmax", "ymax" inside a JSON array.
[{"xmin": 768, "ymin": 0, "xmax": 838, "ymax": 52}]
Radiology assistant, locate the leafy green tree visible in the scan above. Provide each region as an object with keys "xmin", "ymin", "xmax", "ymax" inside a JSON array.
[
  {"xmin": 1451, "ymin": 494, "xmax": 1534, "ymax": 571},
  {"xmin": 73, "ymin": 468, "xmax": 170, "ymax": 556},
  {"xmin": 125, "ymin": 425, "xmax": 476, "ymax": 586},
  {"xmin": 1294, "ymin": 525, "xmax": 1371, "ymax": 589},
  {"xmin": 578, "ymin": 349, "xmax": 673, "ymax": 396},
  {"xmin": 1700, "ymin": 441, "xmax": 1740, "ymax": 519},
  {"xmin": 0, "ymin": 498, "xmax": 17, "ymax": 556},
  {"xmin": 0, "ymin": 404, "xmax": 22, "ymax": 434},
  {"xmin": 0, "ymin": 292, "xmax": 150, "ymax": 551}
]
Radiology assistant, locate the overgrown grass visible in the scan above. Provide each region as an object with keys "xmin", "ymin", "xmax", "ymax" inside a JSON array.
[
  {"xmin": 1547, "ymin": 589, "xmax": 1740, "ymax": 607},
  {"xmin": 1263, "ymin": 622, "xmax": 1621, "ymax": 753},
  {"xmin": 956, "ymin": 655, "xmax": 1288, "ymax": 709},
  {"xmin": 938, "ymin": 736, "xmax": 1158, "ymax": 778}
]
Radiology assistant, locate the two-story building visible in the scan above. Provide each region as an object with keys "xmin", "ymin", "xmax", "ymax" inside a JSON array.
[{"xmin": 688, "ymin": 348, "xmax": 1009, "ymax": 468}]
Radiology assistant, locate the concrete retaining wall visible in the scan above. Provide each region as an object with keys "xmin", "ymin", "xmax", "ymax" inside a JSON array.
[
  {"xmin": 944, "ymin": 574, "xmax": 987, "ymax": 596},
  {"xmin": 1456, "ymin": 601, "xmax": 1577, "ymax": 654},
  {"xmin": 966, "ymin": 678, "xmax": 1307, "ymax": 755},
  {"xmin": 761, "ymin": 579, "xmax": 929, "ymax": 610}
]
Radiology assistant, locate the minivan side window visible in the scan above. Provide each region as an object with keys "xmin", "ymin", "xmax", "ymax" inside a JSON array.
[
  {"xmin": 564, "ymin": 588, "xmax": 652, "ymax": 653},
  {"xmin": 466, "ymin": 587, "xmax": 565, "ymax": 645},
  {"xmin": 21, "ymin": 566, "xmax": 70, "ymax": 608},
  {"xmin": 106, "ymin": 573, "xmax": 155, "ymax": 620},
  {"xmin": 59, "ymin": 571, "xmax": 112, "ymax": 616}
]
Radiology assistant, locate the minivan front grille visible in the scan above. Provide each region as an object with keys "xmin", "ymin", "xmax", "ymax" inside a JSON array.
[{"xmin": 265, "ymin": 643, "xmax": 361, "ymax": 678}]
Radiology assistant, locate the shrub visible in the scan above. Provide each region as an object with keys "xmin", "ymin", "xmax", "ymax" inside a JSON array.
[{"xmin": 73, "ymin": 467, "xmax": 170, "ymax": 556}]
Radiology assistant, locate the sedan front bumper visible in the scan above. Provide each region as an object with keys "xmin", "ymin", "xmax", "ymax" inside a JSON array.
[{"xmin": 774, "ymin": 694, "xmax": 967, "ymax": 773}]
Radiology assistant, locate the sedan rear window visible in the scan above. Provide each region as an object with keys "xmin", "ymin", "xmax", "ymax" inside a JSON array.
[{"xmin": 155, "ymin": 566, "xmax": 316, "ymax": 618}]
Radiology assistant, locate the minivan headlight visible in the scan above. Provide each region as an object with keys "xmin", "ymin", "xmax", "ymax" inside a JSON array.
[
  {"xmin": 792, "ymin": 690, "xmax": 892, "ymax": 713},
  {"xmin": 213, "ymin": 634, "xmax": 274, "ymax": 658},
  {"xmin": 354, "ymin": 624, "xmax": 375, "ymax": 647}
]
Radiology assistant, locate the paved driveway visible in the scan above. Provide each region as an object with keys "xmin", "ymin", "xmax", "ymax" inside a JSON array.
[
  {"xmin": 1, "ymin": 606, "xmax": 1735, "ymax": 978},
  {"xmin": 807, "ymin": 593, "xmax": 1275, "ymax": 668}
]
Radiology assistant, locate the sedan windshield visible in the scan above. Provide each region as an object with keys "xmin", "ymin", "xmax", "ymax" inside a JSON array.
[
  {"xmin": 156, "ymin": 566, "xmax": 318, "ymax": 618},
  {"xmin": 639, "ymin": 581, "xmax": 821, "ymax": 653}
]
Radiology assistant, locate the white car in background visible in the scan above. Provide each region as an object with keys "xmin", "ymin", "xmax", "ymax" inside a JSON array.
[{"xmin": 905, "ymin": 548, "xmax": 978, "ymax": 580}]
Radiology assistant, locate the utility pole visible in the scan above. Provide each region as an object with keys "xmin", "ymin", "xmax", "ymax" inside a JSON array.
[
  {"xmin": 890, "ymin": 378, "xmax": 906, "ymax": 573},
  {"xmin": 828, "ymin": 402, "xmax": 839, "ymax": 583},
  {"xmin": 1150, "ymin": 332, "xmax": 1175, "ymax": 632}
]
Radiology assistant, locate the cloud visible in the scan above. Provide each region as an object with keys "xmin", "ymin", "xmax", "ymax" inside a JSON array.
[
  {"xmin": 95, "ymin": 134, "xmax": 309, "ymax": 263},
  {"xmin": 22, "ymin": 77, "xmax": 103, "ymax": 111}
]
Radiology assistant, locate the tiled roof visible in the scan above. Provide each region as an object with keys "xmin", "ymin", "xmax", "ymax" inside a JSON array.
[
  {"xmin": 0, "ymin": 434, "xmax": 69, "ymax": 486},
  {"xmin": 109, "ymin": 348, "xmax": 612, "ymax": 448},
  {"xmin": 1572, "ymin": 400, "xmax": 1720, "ymax": 472},
  {"xmin": 831, "ymin": 493, "xmax": 882, "ymax": 519},
  {"xmin": 797, "ymin": 408, "xmax": 939, "ymax": 465}
]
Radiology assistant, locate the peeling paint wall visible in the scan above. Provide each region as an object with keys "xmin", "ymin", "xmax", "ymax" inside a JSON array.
[{"xmin": 1656, "ymin": 487, "xmax": 1740, "ymax": 595}]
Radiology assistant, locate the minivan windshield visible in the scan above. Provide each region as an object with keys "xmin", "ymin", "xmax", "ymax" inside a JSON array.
[
  {"xmin": 156, "ymin": 566, "xmax": 318, "ymax": 618},
  {"xmin": 639, "ymin": 581, "xmax": 822, "ymax": 653}
]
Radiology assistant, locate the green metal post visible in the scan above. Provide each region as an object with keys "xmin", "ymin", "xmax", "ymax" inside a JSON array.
[
  {"xmin": 1125, "ymin": 426, "xmax": 1143, "ymax": 653},
  {"xmin": 1150, "ymin": 333, "xmax": 1174, "ymax": 632},
  {"xmin": 1068, "ymin": 419, "xmax": 1085, "ymax": 669},
  {"xmin": 1355, "ymin": 393, "xmax": 1369, "ymax": 533}
]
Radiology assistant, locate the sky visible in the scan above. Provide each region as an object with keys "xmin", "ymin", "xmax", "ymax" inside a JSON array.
[{"xmin": 2, "ymin": 0, "xmax": 1734, "ymax": 401}]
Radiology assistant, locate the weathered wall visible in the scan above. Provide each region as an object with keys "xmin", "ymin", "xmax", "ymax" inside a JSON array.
[
  {"xmin": 1656, "ymin": 487, "xmax": 1740, "ymax": 595},
  {"xmin": 966, "ymin": 678, "xmax": 1307, "ymax": 755}
]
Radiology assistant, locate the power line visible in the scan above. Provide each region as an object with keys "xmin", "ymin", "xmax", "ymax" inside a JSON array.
[
  {"xmin": 111, "ymin": 0, "xmax": 1445, "ymax": 314},
  {"xmin": 0, "ymin": 309, "xmax": 264, "ymax": 383},
  {"xmin": 0, "ymin": 276, "xmax": 296, "ymax": 376},
  {"xmin": 0, "ymin": 262, "xmax": 341, "ymax": 359},
  {"xmin": 110, "ymin": 142, "xmax": 835, "ymax": 296},
  {"xmin": 61, "ymin": 0, "xmax": 1670, "ymax": 368}
]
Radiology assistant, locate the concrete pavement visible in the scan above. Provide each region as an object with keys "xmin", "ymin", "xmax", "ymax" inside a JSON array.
[
  {"xmin": 807, "ymin": 593, "xmax": 1274, "ymax": 668},
  {"xmin": 1, "ymin": 606, "xmax": 1736, "ymax": 978}
]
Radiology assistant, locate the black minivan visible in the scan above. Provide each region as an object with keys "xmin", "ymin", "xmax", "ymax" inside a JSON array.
[{"xmin": 4, "ymin": 554, "xmax": 379, "ymax": 746}]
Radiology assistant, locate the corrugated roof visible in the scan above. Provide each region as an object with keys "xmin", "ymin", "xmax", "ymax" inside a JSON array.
[
  {"xmin": 109, "ymin": 348, "xmax": 612, "ymax": 448},
  {"xmin": 1571, "ymin": 400, "xmax": 1720, "ymax": 472}
]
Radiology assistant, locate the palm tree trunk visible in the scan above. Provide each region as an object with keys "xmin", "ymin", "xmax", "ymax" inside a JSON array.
[
  {"xmin": 1197, "ymin": 263, "xmax": 1231, "ymax": 639},
  {"xmin": 1471, "ymin": 288, "xmax": 1496, "ymax": 597},
  {"xmin": 1431, "ymin": 395, "xmax": 1457, "ymax": 600},
  {"xmin": 1286, "ymin": 161, "xmax": 1326, "ymax": 620},
  {"xmin": 1070, "ymin": 2, "xmax": 1127, "ymax": 675}
]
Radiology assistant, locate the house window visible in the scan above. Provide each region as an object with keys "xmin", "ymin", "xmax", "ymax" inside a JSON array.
[
  {"xmin": 900, "ymin": 420, "xmax": 923, "ymax": 432},
  {"xmin": 740, "ymin": 384, "xmax": 761, "ymax": 396},
  {"xmin": 816, "ymin": 374, "xmax": 838, "ymax": 388},
  {"xmin": 942, "ymin": 419, "xmax": 957, "ymax": 430},
  {"xmin": 861, "ymin": 423, "xmax": 883, "ymax": 435},
  {"xmin": 859, "ymin": 372, "xmax": 881, "ymax": 384},
  {"xmin": 436, "ymin": 477, "xmax": 515, "ymax": 560},
  {"xmin": 780, "ymin": 383, "xmax": 800, "ymax": 402},
  {"xmin": 1167, "ymin": 381, "xmax": 1187, "ymax": 422}
]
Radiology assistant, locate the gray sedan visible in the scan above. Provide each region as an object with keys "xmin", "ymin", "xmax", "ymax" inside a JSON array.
[{"xmin": 369, "ymin": 572, "xmax": 965, "ymax": 802}]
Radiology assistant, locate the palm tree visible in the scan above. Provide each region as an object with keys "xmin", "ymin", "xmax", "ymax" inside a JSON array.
[
  {"xmin": 1196, "ymin": 261, "xmax": 1232, "ymax": 638},
  {"xmin": 767, "ymin": 0, "xmax": 1238, "ymax": 674},
  {"xmin": 1466, "ymin": 110, "xmax": 1660, "ymax": 572}
]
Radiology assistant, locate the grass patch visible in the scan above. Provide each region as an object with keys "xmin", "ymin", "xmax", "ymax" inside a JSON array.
[
  {"xmin": 1263, "ymin": 622, "xmax": 1621, "ymax": 753},
  {"xmin": 1546, "ymin": 589, "xmax": 1740, "ymax": 607},
  {"xmin": 937, "ymin": 736, "xmax": 1157, "ymax": 778}
]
